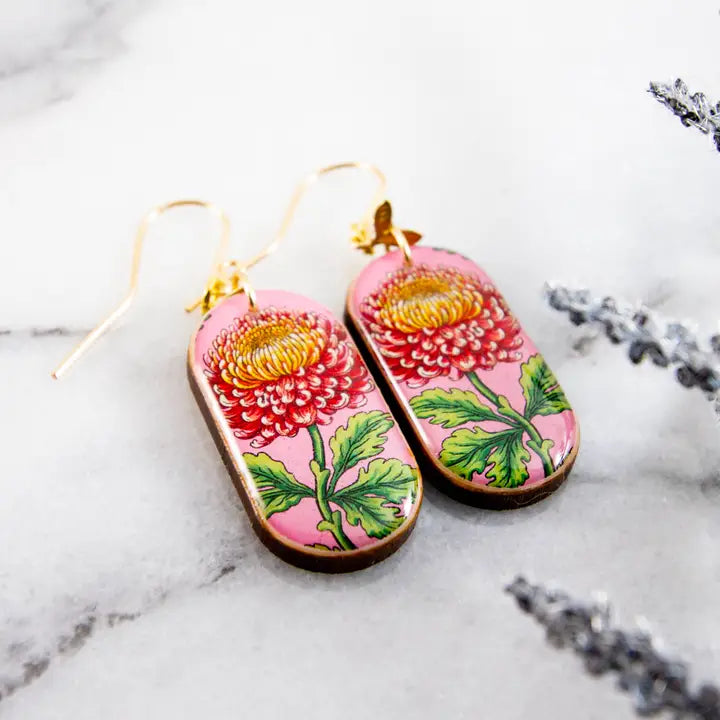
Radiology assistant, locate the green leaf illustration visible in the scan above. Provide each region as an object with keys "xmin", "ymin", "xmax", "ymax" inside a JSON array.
[
  {"xmin": 330, "ymin": 458, "xmax": 417, "ymax": 539},
  {"xmin": 485, "ymin": 429, "xmax": 531, "ymax": 488},
  {"xmin": 520, "ymin": 354, "xmax": 572, "ymax": 419},
  {"xmin": 409, "ymin": 387, "xmax": 499, "ymax": 427},
  {"xmin": 243, "ymin": 452, "xmax": 313, "ymax": 517},
  {"xmin": 308, "ymin": 543, "xmax": 340, "ymax": 552},
  {"xmin": 439, "ymin": 426, "xmax": 528, "ymax": 483},
  {"xmin": 329, "ymin": 411, "xmax": 394, "ymax": 480}
]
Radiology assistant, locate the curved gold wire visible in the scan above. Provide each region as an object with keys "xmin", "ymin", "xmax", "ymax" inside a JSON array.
[
  {"xmin": 51, "ymin": 199, "xmax": 231, "ymax": 379},
  {"xmin": 266, "ymin": 161, "xmax": 414, "ymax": 263}
]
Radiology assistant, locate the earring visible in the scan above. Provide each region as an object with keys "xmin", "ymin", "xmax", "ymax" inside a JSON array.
[
  {"xmin": 52, "ymin": 200, "xmax": 422, "ymax": 573},
  {"xmin": 302, "ymin": 163, "xmax": 578, "ymax": 508}
]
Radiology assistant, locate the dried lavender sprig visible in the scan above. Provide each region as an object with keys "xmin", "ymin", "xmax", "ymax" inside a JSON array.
[
  {"xmin": 545, "ymin": 284, "xmax": 720, "ymax": 400},
  {"xmin": 649, "ymin": 78, "xmax": 720, "ymax": 153},
  {"xmin": 506, "ymin": 577, "xmax": 720, "ymax": 719}
]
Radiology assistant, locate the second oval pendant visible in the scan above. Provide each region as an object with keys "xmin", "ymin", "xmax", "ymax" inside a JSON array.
[
  {"xmin": 346, "ymin": 247, "xmax": 579, "ymax": 508},
  {"xmin": 188, "ymin": 290, "xmax": 422, "ymax": 572}
]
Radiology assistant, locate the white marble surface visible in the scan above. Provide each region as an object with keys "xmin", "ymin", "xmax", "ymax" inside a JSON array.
[{"xmin": 1, "ymin": 0, "xmax": 719, "ymax": 717}]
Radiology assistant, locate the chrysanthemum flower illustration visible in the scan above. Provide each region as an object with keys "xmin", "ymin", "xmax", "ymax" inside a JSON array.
[
  {"xmin": 360, "ymin": 264, "xmax": 523, "ymax": 387},
  {"xmin": 205, "ymin": 308, "xmax": 373, "ymax": 447}
]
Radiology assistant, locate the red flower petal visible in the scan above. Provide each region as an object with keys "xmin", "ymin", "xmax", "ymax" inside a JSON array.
[
  {"xmin": 360, "ymin": 264, "xmax": 523, "ymax": 387},
  {"xmin": 205, "ymin": 307, "xmax": 372, "ymax": 445}
]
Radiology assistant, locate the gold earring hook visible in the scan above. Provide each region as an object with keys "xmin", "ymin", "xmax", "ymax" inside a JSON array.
[
  {"xmin": 270, "ymin": 161, "xmax": 415, "ymax": 264},
  {"xmin": 184, "ymin": 258, "xmax": 259, "ymax": 317},
  {"xmin": 51, "ymin": 199, "xmax": 231, "ymax": 380}
]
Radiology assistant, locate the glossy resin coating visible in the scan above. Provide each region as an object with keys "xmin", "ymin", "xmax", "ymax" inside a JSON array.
[
  {"xmin": 347, "ymin": 247, "xmax": 578, "ymax": 508},
  {"xmin": 187, "ymin": 290, "xmax": 422, "ymax": 571}
]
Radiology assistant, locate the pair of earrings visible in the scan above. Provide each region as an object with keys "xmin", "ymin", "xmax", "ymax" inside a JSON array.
[{"xmin": 53, "ymin": 162, "xmax": 579, "ymax": 572}]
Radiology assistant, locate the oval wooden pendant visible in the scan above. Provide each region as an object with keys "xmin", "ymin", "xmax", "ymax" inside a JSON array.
[
  {"xmin": 346, "ymin": 247, "xmax": 579, "ymax": 508},
  {"xmin": 187, "ymin": 290, "xmax": 422, "ymax": 572}
]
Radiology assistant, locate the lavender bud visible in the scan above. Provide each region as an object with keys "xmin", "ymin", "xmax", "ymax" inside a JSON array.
[{"xmin": 506, "ymin": 577, "xmax": 719, "ymax": 719}]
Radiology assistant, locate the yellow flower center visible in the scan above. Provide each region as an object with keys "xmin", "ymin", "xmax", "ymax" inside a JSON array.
[
  {"xmin": 222, "ymin": 316, "xmax": 323, "ymax": 388},
  {"xmin": 378, "ymin": 273, "xmax": 483, "ymax": 333}
]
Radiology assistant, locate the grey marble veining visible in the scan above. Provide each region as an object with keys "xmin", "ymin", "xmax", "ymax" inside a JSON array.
[
  {"xmin": 0, "ymin": 0, "xmax": 149, "ymax": 118},
  {"xmin": 0, "ymin": 0, "xmax": 719, "ymax": 717}
]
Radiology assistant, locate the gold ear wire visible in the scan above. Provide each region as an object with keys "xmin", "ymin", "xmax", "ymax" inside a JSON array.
[
  {"xmin": 51, "ymin": 199, "xmax": 231, "ymax": 380},
  {"xmin": 270, "ymin": 161, "xmax": 415, "ymax": 264}
]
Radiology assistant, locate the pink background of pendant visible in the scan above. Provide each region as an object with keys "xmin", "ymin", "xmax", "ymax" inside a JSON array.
[
  {"xmin": 188, "ymin": 290, "xmax": 421, "ymax": 555},
  {"xmin": 348, "ymin": 246, "xmax": 578, "ymax": 490}
]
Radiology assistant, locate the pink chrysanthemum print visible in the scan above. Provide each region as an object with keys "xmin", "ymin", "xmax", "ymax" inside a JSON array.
[
  {"xmin": 205, "ymin": 307, "xmax": 373, "ymax": 447},
  {"xmin": 360, "ymin": 263, "xmax": 523, "ymax": 387}
]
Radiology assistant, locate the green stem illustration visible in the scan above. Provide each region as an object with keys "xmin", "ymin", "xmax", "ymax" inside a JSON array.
[
  {"xmin": 306, "ymin": 424, "xmax": 356, "ymax": 551},
  {"xmin": 466, "ymin": 370, "xmax": 555, "ymax": 476},
  {"xmin": 326, "ymin": 464, "xmax": 341, "ymax": 497},
  {"xmin": 465, "ymin": 369, "xmax": 502, "ymax": 407}
]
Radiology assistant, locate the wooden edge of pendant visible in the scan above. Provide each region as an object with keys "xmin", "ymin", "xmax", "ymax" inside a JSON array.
[
  {"xmin": 185, "ymin": 340, "xmax": 423, "ymax": 574},
  {"xmin": 344, "ymin": 292, "xmax": 580, "ymax": 510}
]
